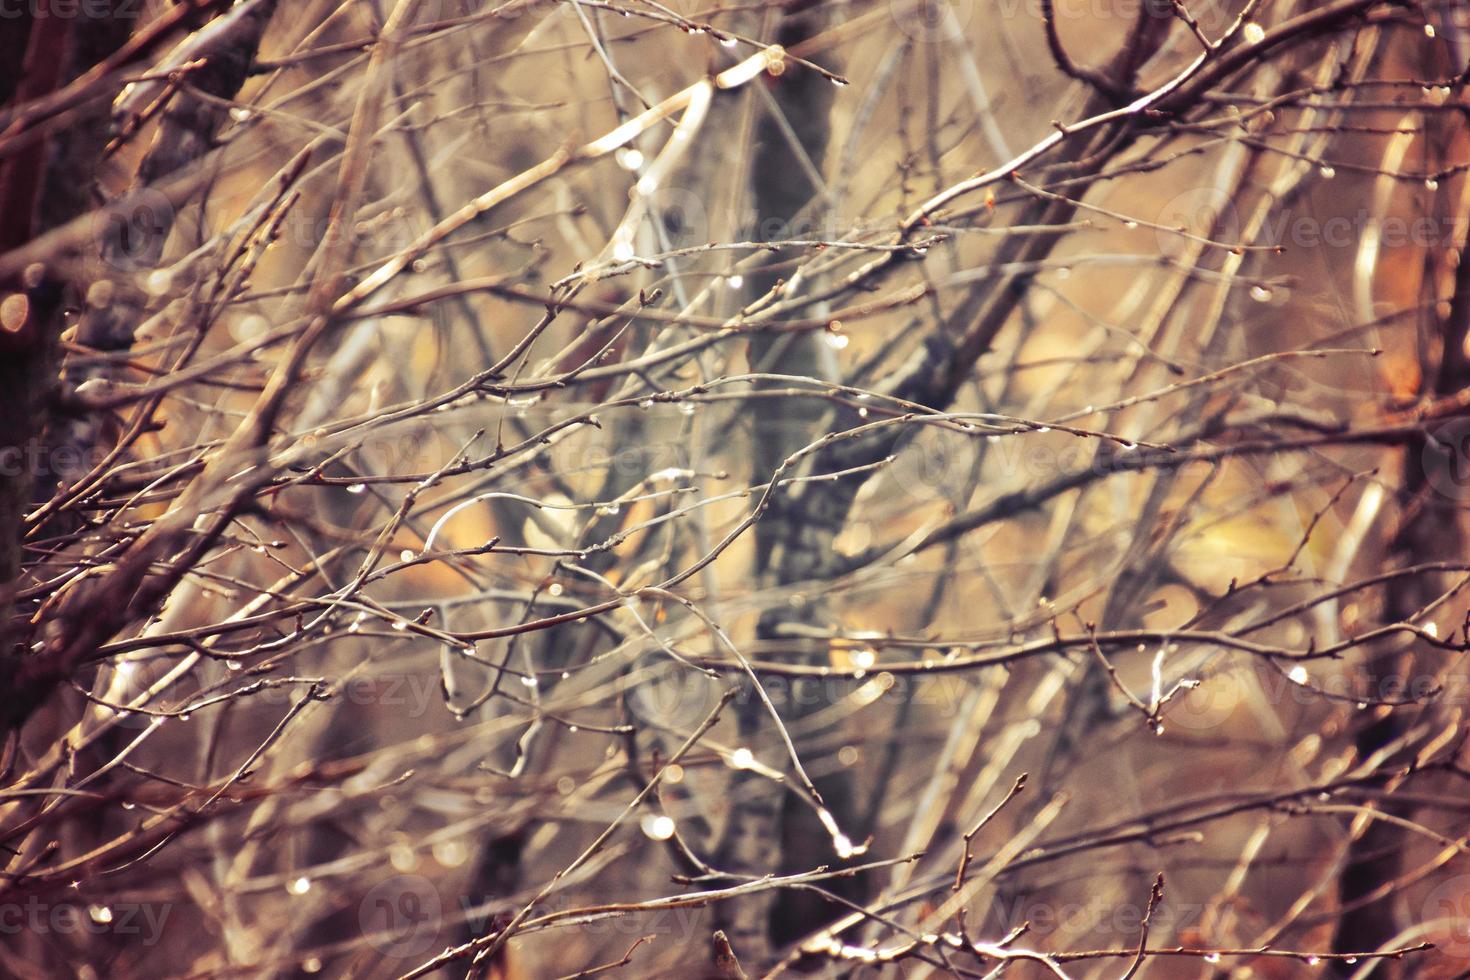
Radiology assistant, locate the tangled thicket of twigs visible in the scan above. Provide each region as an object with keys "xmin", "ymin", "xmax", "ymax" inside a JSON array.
[{"xmin": 3, "ymin": 0, "xmax": 1470, "ymax": 976}]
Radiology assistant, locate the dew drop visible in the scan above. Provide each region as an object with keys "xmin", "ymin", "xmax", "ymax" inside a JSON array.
[
  {"xmin": 1250, "ymin": 284, "xmax": 1273, "ymax": 302},
  {"xmin": 1243, "ymin": 22, "xmax": 1265, "ymax": 43},
  {"xmin": 641, "ymin": 814, "xmax": 676, "ymax": 840},
  {"xmin": 346, "ymin": 483, "xmax": 367, "ymax": 494},
  {"xmin": 1319, "ymin": 165, "xmax": 1336, "ymax": 179}
]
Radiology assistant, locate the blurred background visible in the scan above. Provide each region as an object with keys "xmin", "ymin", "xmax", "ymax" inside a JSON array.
[{"xmin": 2, "ymin": 0, "xmax": 1470, "ymax": 976}]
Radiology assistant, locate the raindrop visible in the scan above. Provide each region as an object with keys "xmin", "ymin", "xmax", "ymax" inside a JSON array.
[
  {"xmin": 288, "ymin": 876, "xmax": 311, "ymax": 895},
  {"xmin": 1242, "ymin": 22, "xmax": 1265, "ymax": 43},
  {"xmin": 1425, "ymin": 178, "xmax": 1440, "ymax": 191},
  {"xmin": 641, "ymin": 814, "xmax": 676, "ymax": 840},
  {"xmin": 1319, "ymin": 165, "xmax": 1336, "ymax": 179},
  {"xmin": 825, "ymin": 332, "xmax": 850, "ymax": 350},
  {"xmin": 400, "ymin": 549, "xmax": 416, "ymax": 562},
  {"xmin": 1424, "ymin": 23, "xmax": 1436, "ymax": 38},
  {"xmin": 346, "ymin": 483, "xmax": 366, "ymax": 494},
  {"xmin": 727, "ymin": 274, "xmax": 744, "ymax": 289},
  {"xmin": 1250, "ymin": 285, "xmax": 1273, "ymax": 302},
  {"xmin": 730, "ymin": 747, "xmax": 755, "ymax": 769},
  {"xmin": 1289, "ymin": 664, "xmax": 1309, "ymax": 685},
  {"xmin": 89, "ymin": 906, "xmax": 113, "ymax": 924}
]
